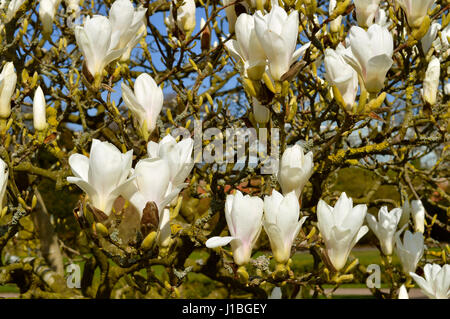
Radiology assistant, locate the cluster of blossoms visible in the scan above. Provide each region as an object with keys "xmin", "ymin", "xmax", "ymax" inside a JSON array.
[
  {"xmin": 66, "ymin": 135, "xmax": 194, "ymax": 247},
  {"xmin": 0, "ymin": 0, "xmax": 448, "ymax": 299}
]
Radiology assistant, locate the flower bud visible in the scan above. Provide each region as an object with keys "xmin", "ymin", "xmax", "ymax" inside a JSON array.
[
  {"xmin": 0, "ymin": 159, "xmax": 8, "ymax": 214},
  {"xmin": 0, "ymin": 62, "xmax": 17, "ymax": 119},
  {"xmin": 329, "ymin": 0, "xmax": 342, "ymax": 33},
  {"xmin": 411, "ymin": 199, "xmax": 425, "ymax": 233},
  {"xmin": 421, "ymin": 56, "xmax": 440, "ymax": 106},
  {"xmin": 33, "ymin": 86, "xmax": 47, "ymax": 131},
  {"xmin": 252, "ymin": 98, "xmax": 270, "ymax": 124},
  {"xmin": 39, "ymin": 0, "xmax": 60, "ymax": 36}
]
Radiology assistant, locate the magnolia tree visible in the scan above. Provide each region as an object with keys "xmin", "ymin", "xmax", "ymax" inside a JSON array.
[{"xmin": 0, "ymin": 0, "xmax": 448, "ymax": 299}]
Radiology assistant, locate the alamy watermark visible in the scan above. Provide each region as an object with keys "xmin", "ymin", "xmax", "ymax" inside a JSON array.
[{"xmin": 171, "ymin": 120, "xmax": 280, "ymax": 175}]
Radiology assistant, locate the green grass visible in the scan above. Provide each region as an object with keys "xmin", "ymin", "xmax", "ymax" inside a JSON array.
[{"xmin": 0, "ymin": 284, "xmax": 19, "ymax": 293}]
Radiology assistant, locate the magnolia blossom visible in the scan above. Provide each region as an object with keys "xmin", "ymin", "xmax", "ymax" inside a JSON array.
[
  {"xmin": 74, "ymin": 15, "xmax": 125, "ymax": 78},
  {"xmin": 222, "ymin": 0, "xmax": 248, "ymax": 34},
  {"xmin": 3, "ymin": 0, "xmax": 26, "ymax": 23},
  {"xmin": 398, "ymin": 198, "xmax": 411, "ymax": 228},
  {"xmin": 277, "ymin": 144, "xmax": 314, "ymax": 198},
  {"xmin": 317, "ymin": 192, "xmax": 369, "ymax": 271},
  {"xmin": 421, "ymin": 22, "xmax": 440, "ymax": 53},
  {"xmin": 67, "ymin": 139, "xmax": 134, "ymax": 215},
  {"xmin": 344, "ymin": 24, "xmax": 393, "ymax": 93},
  {"xmin": 263, "ymin": 190, "xmax": 307, "ymax": 264},
  {"xmin": 396, "ymin": 0, "xmax": 436, "ymax": 28},
  {"xmin": 252, "ymin": 98, "xmax": 270, "ymax": 124},
  {"xmin": 329, "ymin": 0, "xmax": 342, "ymax": 33},
  {"xmin": 398, "ymin": 284, "xmax": 409, "ymax": 299},
  {"xmin": 33, "ymin": 86, "xmax": 47, "ymax": 131},
  {"xmin": 366, "ymin": 206, "xmax": 402, "ymax": 255},
  {"xmin": 166, "ymin": 0, "xmax": 196, "ymax": 36},
  {"xmin": 324, "ymin": 44, "xmax": 358, "ymax": 110},
  {"xmin": 147, "ymin": 134, "xmax": 194, "ymax": 189},
  {"xmin": 0, "ymin": 158, "xmax": 7, "ymax": 212},
  {"xmin": 0, "ymin": 62, "xmax": 17, "ymax": 118},
  {"xmin": 354, "ymin": 0, "xmax": 380, "ymax": 27},
  {"xmin": 269, "ymin": 287, "xmax": 282, "ymax": 299},
  {"xmin": 146, "ymin": 135, "xmax": 194, "ymax": 239},
  {"xmin": 395, "ymin": 230, "xmax": 424, "ymax": 275},
  {"xmin": 121, "ymin": 73, "xmax": 163, "ymax": 134},
  {"xmin": 445, "ymin": 82, "xmax": 450, "ymax": 96},
  {"xmin": 39, "ymin": 0, "xmax": 60, "ymax": 36},
  {"xmin": 206, "ymin": 191, "xmax": 264, "ymax": 265},
  {"xmin": 410, "ymin": 264, "xmax": 450, "ymax": 299},
  {"xmin": 109, "ymin": 0, "xmax": 147, "ymax": 60},
  {"xmin": 421, "ymin": 57, "xmax": 440, "ymax": 106},
  {"xmin": 411, "ymin": 199, "xmax": 425, "ymax": 233},
  {"xmin": 434, "ymin": 25, "xmax": 449, "ymax": 53},
  {"xmin": 254, "ymin": 5, "xmax": 311, "ymax": 81},
  {"xmin": 375, "ymin": 8, "xmax": 392, "ymax": 28},
  {"xmin": 225, "ymin": 13, "xmax": 267, "ymax": 80},
  {"xmin": 122, "ymin": 158, "xmax": 184, "ymax": 246}
]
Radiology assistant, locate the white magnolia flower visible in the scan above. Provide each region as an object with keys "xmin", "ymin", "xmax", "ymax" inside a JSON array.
[
  {"xmin": 121, "ymin": 158, "xmax": 184, "ymax": 246},
  {"xmin": 324, "ymin": 44, "xmax": 358, "ymax": 110},
  {"xmin": 0, "ymin": 158, "xmax": 8, "ymax": 212},
  {"xmin": 354, "ymin": 0, "xmax": 380, "ymax": 27},
  {"xmin": 329, "ymin": 0, "xmax": 342, "ymax": 33},
  {"xmin": 166, "ymin": 0, "xmax": 196, "ymax": 36},
  {"xmin": 121, "ymin": 73, "xmax": 163, "ymax": 134},
  {"xmin": 33, "ymin": 86, "xmax": 47, "ymax": 131},
  {"xmin": 269, "ymin": 287, "xmax": 282, "ymax": 299},
  {"xmin": 344, "ymin": 24, "xmax": 393, "ymax": 93},
  {"xmin": 3, "ymin": 0, "xmax": 26, "ymax": 23},
  {"xmin": 434, "ymin": 24, "xmax": 449, "ymax": 53},
  {"xmin": 395, "ymin": 230, "xmax": 424, "ymax": 275},
  {"xmin": 225, "ymin": 13, "xmax": 267, "ymax": 80},
  {"xmin": 39, "ymin": 0, "xmax": 60, "ymax": 36},
  {"xmin": 254, "ymin": 5, "xmax": 311, "ymax": 81},
  {"xmin": 421, "ymin": 22, "xmax": 441, "ymax": 53},
  {"xmin": 0, "ymin": 62, "xmax": 17, "ymax": 118},
  {"xmin": 421, "ymin": 57, "xmax": 440, "ymax": 106},
  {"xmin": 410, "ymin": 263, "xmax": 450, "ymax": 299},
  {"xmin": 396, "ymin": 0, "xmax": 436, "ymax": 28},
  {"xmin": 109, "ymin": 0, "xmax": 147, "ymax": 60},
  {"xmin": 317, "ymin": 192, "xmax": 369, "ymax": 271},
  {"xmin": 74, "ymin": 15, "xmax": 125, "ymax": 78},
  {"xmin": 147, "ymin": 134, "xmax": 194, "ymax": 189},
  {"xmin": 67, "ymin": 139, "xmax": 134, "ymax": 215},
  {"xmin": 411, "ymin": 199, "xmax": 425, "ymax": 233},
  {"xmin": 252, "ymin": 98, "xmax": 270, "ymax": 124},
  {"xmin": 222, "ymin": 0, "xmax": 248, "ymax": 34},
  {"xmin": 206, "ymin": 190, "xmax": 264, "ymax": 265},
  {"xmin": 398, "ymin": 284, "xmax": 409, "ymax": 299},
  {"xmin": 445, "ymin": 82, "xmax": 450, "ymax": 95},
  {"xmin": 277, "ymin": 144, "xmax": 314, "ymax": 198},
  {"xmin": 263, "ymin": 190, "xmax": 307, "ymax": 264},
  {"xmin": 398, "ymin": 198, "xmax": 411, "ymax": 228},
  {"xmin": 366, "ymin": 206, "xmax": 402, "ymax": 255},
  {"xmin": 375, "ymin": 8, "xmax": 392, "ymax": 28}
]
